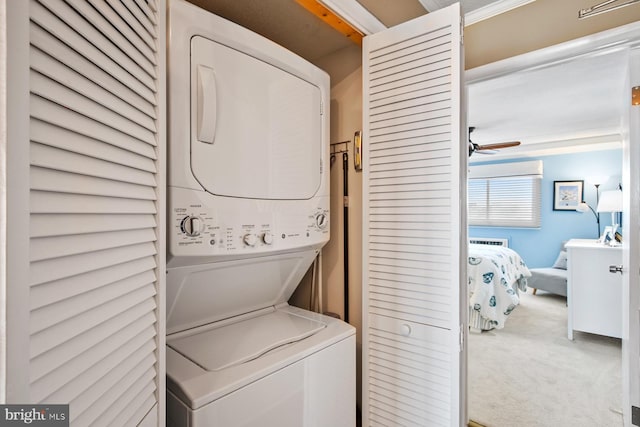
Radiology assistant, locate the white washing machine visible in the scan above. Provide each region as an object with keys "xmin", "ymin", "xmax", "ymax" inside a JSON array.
[{"xmin": 166, "ymin": 1, "xmax": 355, "ymax": 426}]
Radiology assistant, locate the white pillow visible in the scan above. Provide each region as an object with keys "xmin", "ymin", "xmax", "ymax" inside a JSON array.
[{"xmin": 553, "ymin": 251, "xmax": 567, "ymax": 270}]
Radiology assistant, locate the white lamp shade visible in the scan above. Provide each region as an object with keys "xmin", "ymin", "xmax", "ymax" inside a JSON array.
[
  {"xmin": 576, "ymin": 202, "xmax": 590, "ymax": 213},
  {"xmin": 597, "ymin": 189, "xmax": 623, "ymax": 213}
]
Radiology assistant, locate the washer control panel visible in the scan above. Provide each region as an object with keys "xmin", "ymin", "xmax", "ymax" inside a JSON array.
[{"xmin": 169, "ymin": 189, "xmax": 329, "ymax": 257}]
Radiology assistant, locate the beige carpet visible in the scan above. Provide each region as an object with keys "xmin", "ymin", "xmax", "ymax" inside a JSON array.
[{"xmin": 468, "ymin": 290, "xmax": 623, "ymax": 427}]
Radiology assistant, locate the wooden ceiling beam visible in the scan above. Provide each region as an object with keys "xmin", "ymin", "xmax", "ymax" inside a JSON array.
[{"xmin": 295, "ymin": 0, "xmax": 364, "ymax": 46}]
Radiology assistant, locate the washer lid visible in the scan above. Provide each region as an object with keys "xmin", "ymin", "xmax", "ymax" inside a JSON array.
[{"xmin": 168, "ymin": 310, "xmax": 326, "ymax": 371}]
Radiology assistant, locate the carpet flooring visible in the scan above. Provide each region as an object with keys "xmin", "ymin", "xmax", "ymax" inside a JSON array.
[{"xmin": 468, "ymin": 290, "xmax": 623, "ymax": 427}]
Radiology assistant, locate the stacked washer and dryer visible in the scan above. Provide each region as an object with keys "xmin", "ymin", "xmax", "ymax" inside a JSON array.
[{"xmin": 166, "ymin": 1, "xmax": 355, "ymax": 426}]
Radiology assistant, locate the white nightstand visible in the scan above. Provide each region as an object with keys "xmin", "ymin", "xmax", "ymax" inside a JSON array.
[{"xmin": 566, "ymin": 239, "xmax": 622, "ymax": 340}]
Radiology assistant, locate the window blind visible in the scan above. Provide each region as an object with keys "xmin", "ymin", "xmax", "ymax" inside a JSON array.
[{"xmin": 469, "ymin": 161, "xmax": 542, "ymax": 228}]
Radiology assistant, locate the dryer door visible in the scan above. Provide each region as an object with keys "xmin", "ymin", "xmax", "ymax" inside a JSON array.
[{"xmin": 190, "ymin": 36, "xmax": 322, "ymax": 200}]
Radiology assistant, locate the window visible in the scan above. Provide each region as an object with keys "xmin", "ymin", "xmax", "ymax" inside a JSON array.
[{"xmin": 468, "ymin": 161, "xmax": 542, "ymax": 228}]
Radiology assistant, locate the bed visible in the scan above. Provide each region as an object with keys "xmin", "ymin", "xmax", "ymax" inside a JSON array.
[{"xmin": 468, "ymin": 243, "xmax": 531, "ymax": 330}]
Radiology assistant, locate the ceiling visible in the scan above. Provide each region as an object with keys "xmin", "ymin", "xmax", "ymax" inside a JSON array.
[
  {"xmin": 186, "ymin": 0, "xmax": 357, "ymax": 61},
  {"xmin": 468, "ymin": 48, "xmax": 627, "ymax": 159},
  {"xmin": 417, "ymin": 0, "xmax": 510, "ymax": 15},
  {"xmin": 355, "ymin": 0, "xmax": 428, "ymax": 27},
  {"xmin": 184, "ymin": 0, "xmax": 627, "ymax": 158},
  {"xmin": 185, "ymin": 1, "xmax": 510, "ymax": 62}
]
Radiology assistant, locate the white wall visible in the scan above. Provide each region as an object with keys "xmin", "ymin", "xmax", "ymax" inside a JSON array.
[
  {"xmin": 317, "ymin": 45, "xmax": 364, "ymax": 407},
  {"xmin": 289, "ymin": 43, "xmax": 366, "ymax": 406}
]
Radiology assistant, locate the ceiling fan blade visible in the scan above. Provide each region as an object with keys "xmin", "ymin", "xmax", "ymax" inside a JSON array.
[
  {"xmin": 475, "ymin": 141, "xmax": 521, "ymax": 151},
  {"xmin": 468, "ymin": 127, "xmax": 521, "ymax": 157}
]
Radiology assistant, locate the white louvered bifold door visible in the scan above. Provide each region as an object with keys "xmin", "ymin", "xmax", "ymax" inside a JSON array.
[
  {"xmin": 362, "ymin": 4, "xmax": 466, "ymax": 426},
  {"xmin": 27, "ymin": 0, "xmax": 165, "ymax": 425}
]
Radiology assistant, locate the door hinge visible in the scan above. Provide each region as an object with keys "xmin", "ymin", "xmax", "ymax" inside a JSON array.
[
  {"xmin": 320, "ymin": 100, "xmax": 324, "ymax": 115},
  {"xmin": 460, "ymin": 20, "xmax": 464, "ymax": 45},
  {"xmin": 633, "ymin": 86, "xmax": 640, "ymax": 106},
  {"xmin": 632, "ymin": 405, "xmax": 640, "ymax": 425},
  {"xmin": 459, "ymin": 323, "xmax": 464, "ymax": 351}
]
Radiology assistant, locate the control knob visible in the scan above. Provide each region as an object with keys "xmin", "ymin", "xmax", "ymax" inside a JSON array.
[
  {"xmin": 243, "ymin": 233, "xmax": 258, "ymax": 247},
  {"xmin": 180, "ymin": 216, "xmax": 203, "ymax": 237},
  {"xmin": 262, "ymin": 232, "xmax": 274, "ymax": 245},
  {"xmin": 315, "ymin": 213, "xmax": 328, "ymax": 229}
]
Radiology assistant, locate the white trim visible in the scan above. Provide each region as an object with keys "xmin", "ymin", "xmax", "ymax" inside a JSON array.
[
  {"xmin": 4, "ymin": 0, "xmax": 30, "ymax": 402},
  {"xmin": 466, "ymin": 20, "xmax": 640, "ymax": 83},
  {"xmin": 621, "ymin": 45, "xmax": 640, "ymax": 427},
  {"xmin": 464, "ymin": 0, "xmax": 535, "ymax": 26},
  {"xmin": 316, "ymin": 0, "xmax": 386, "ymax": 35},
  {"xmin": 0, "ymin": 0, "xmax": 7, "ymax": 403},
  {"xmin": 469, "ymin": 160, "xmax": 542, "ymax": 179},
  {"xmin": 156, "ymin": 1, "xmax": 167, "ymax": 423},
  {"xmin": 417, "ymin": 0, "xmax": 445, "ymax": 13},
  {"xmin": 417, "ymin": 0, "xmax": 534, "ymax": 26}
]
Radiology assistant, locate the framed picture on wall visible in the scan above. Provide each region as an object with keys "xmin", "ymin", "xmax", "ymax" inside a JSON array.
[{"xmin": 553, "ymin": 180, "xmax": 584, "ymax": 211}]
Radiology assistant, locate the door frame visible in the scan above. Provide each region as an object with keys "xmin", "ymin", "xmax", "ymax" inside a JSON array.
[
  {"xmin": 466, "ymin": 20, "xmax": 640, "ymax": 426},
  {"xmin": 1, "ymin": 0, "xmax": 31, "ymax": 402},
  {"xmin": 466, "ymin": 21, "xmax": 640, "ymax": 84},
  {"xmin": 622, "ymin": 46, "xmax": 640, "ymax": 427}
]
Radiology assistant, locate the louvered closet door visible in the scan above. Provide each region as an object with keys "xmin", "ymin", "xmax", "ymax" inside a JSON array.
[
  {"xmin": 362, "ymin": 4, "xmax": 465, "ymax": 426},
  {"xmin": 28, "ymin": 0, "xmax": 164, "ymax": 425}
]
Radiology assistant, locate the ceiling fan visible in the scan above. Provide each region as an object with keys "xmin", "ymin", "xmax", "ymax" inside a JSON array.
[{"xmin": 468, "ymin": 126, "xmax": 521, "ymax": 157}]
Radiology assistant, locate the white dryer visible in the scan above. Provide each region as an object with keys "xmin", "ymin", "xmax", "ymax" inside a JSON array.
[{"xmin": 166, "ymin": 1, "xmax": 355, "ymax": 426}]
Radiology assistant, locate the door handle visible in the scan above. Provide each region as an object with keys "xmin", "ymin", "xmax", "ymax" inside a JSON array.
[
  {"xmin": 196, "ymin": 65, "xmax": 217, "ymax": 144},
  {"xmin": 609, "ymin": 265, "xmax": 623, "ymax": 274}
]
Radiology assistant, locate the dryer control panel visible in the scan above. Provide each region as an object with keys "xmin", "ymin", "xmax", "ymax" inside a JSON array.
[{"xmin": 169, "ymin": 187, "xmax": 329, "ymax": 261}]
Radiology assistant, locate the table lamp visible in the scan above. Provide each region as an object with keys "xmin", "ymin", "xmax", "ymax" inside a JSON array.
[{"xmin": 597, "ymin": 189, "xmax": 622, "ymax": 244}]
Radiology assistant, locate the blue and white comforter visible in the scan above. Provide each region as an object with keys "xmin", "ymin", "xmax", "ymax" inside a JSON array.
[{"xmin": 468, "ymin": 244, "xmax": 531, "ymax": 330}]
